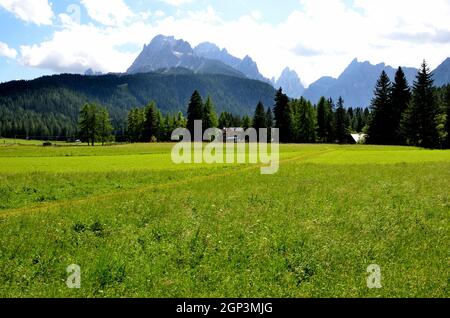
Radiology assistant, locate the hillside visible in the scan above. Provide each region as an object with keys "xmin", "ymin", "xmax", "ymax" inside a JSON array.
[{"xmin": 0, "ymin": 70, "xmax": 276, "ymax": 138}]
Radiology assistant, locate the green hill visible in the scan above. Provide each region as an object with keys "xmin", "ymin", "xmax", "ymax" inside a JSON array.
[{"xmin": 0, "ymin": 70, "xmax": 276, "ymax": 139}]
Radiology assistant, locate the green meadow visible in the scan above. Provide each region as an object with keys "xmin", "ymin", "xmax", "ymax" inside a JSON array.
[{"xmin": 0, "ymin": 142, "xmax": 449, "ymax": 297}]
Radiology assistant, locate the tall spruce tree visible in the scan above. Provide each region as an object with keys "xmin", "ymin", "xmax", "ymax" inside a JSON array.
[
  {"xmin": 292, "ymin": 98, "xmax": 316, "ymax": 143},
  {"xmin": 202, "ymin": 96, "xmax": 218, "ymax": 131},
  {"xmin": 367, "ymin": 70, "xmax": 393, "ymax": 145},
  {"xmin": 391, "ymin": 67, "xmax": 411, "ymax": 144},
  {"xmin": 79, "ymin": 103, "xmax": 98, "ymax": 146},
  {"xmin": 266, "ymin": 107, "xmax": 274, "ymax": 141},
  {"xmin": 326, "ymin": 98, "xmax": 336, "ymax": 143},
  {"xmin": 187, "ymin": 90, "xmax": 204, "ymax": 139},
  {"xmin": 143, "ymin": 101, "xmax": 159, "ymax": 142},
  {"xmin": 273, "ymin": 88, "xmax": 291, "ymax": 142},
  {"xmin": 317, "ymin": 97, "xmax": 329, "ymax": 142},
  {"xmin": 266, "ymin": 107, "xmax": 274, "ymax": 129},
  {"xmin": 401, "ymin": 60, "xmax": 440, "ymax": 148},
  {"xmin": 334, "ymin": 97, "xmax": 349, "ymax": 144},
  {"xmin": 97, "ymin": 107, "xmax": 113, "ymax": 145},
  {"xmin": 253, "ymin": 101, "xmax": 267, "ymax": 131}
]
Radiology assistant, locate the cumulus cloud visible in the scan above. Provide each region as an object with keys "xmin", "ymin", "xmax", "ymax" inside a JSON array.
[
  {"xmin": 81, "ymin": 0, "xmax": 133, "ymax": 26},
  {"xmin": 0, "ymin": 41, "xmax": 17, "ymax": 58},
  {"xmin": 19, "ymin": 22, "xmax": 140, "ymax": 73},
  {"xmin": 0, "ymin": 0, "xmax": 53, "ymax": 25}
]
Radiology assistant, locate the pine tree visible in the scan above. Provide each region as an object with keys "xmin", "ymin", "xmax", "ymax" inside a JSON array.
[
  {"xmin": 391, "ymin": 67, "xmax": 411, "ymax": 144},
  {"xmin": 155, "ymin": 110, "xmax": 164, "ymax": 141},
  {"xmin": 326, "ymin": 98, "xmax": 336, "ymax": 143},
  {"xmin": 242, "ymin": 115, "xmax": 252, "ymax": 130},
  {"xmin": 143, "ymin": 101, "xmax": 159, "ymax": 142},
  {"xmin": 175, "ymin": 111, "xmax": 187, "ymax": 128},
  {"xmin": 79, "ymin": 103, "xmax": 113, "ymax": 145},
  {"xmin": 316, "ymin": 97, "xmax": 329, "ymax": 142},
  {"xmin": 367, "ymin": 71, "xmax": 393, "ymax": 145},
  {"xmin": 401, "ymin": 60, "xmax": 440, "ymax": 148},
  {"xmin": 253, "ymin": 101, "xmax": 267, "ymax": 131},
  {"xmin": 273, "ymin": 88, "xmax": 291, "ymax": 142},
  {"xmin": 79, "ymin": 103, "xmax": 98, "ymax": 146},
  {"xmin": 218, "ymin": 112, "xmax": 231, "ymax": 128},
  {"xmin": 291, "ymin": 98, "xmax": 316, "ymax": 143},
  {"xmin": 187, "ymin": 90, "xmax": 204, "ymax": 139},
  {"xmin": 266, "ymin": 107, "xmax": 274, "ymax": 129},
  {"xmin": 335, "ymin": 97, "xmax": 349, "ymax": 144},
  {"xmin": 97, "ymin": 107, "xmax": 113, "ymax": 145},
  {"xmin": 202, "ymin": 96, "xmax": 218, "ymax": 131}
]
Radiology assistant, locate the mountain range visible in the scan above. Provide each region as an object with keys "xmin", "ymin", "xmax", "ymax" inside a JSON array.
[
  {"xmin": 303, "ymin": 58, "xmax": 450, "ymax": 107},
  {"xmin": 302, "ymin": 58, "xmax": 419, "ymax": 107},
  {"xmin": 127, "ymin": 35, "xmax": 450, "ymax": 107},
  {"xmin": 127, "ymin": 35, "xmax": 304, "ymax": 93}
]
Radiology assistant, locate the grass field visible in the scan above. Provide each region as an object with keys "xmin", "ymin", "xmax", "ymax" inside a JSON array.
[{"xmin": 0, "ymin": 142, "xmax": 449, "ymax": 297}]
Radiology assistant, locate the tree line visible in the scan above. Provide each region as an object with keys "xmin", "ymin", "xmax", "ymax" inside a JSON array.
[
  {"xmin": 366, "ymin": 61, "xmax": 450, "ymax": 149},
  {"xmin": 116, "ymin": 89, "xmax": 370, "ymax": 145},
  {"xmin": 5, "ymin": 59, "xmax": 449, "ymax": 149}
]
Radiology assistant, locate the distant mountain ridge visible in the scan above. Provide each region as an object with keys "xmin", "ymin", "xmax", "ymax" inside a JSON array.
[
  {"xmin": 303, "ymin": 58, "xmax": 450, "ymax": 107},
  {"xmin": 432, "ymin": 58, "xmax": 450, "ymax": 87},
  {"xmin": 127, "ymin": 35, "xmax": 311, "ymax": 98},
  {"xmin": 271, "ymin": 67, "xmax": 305, "ymax": 98},
  {"xmin": 303, "ymin": 58, "xmax": 419, "ymax": 107},
  {"xmin": 127, "ymin": 35, "xmax": 245, "ymax": 79},
  {"xmin": 193, "ymin": 42, "xmax": 270, "ymax": 83}
]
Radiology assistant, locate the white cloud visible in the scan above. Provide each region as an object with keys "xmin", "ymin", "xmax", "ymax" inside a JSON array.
[
  {"xmin": 159, "ymin": 0, "xmax": 193, "ymax": 7},
  {"xmin": 19, "ymin": 23, "xmax": 139, "ymax": 73},
  {"xmin": 250, "ymin": 10, "xmax": 262, "ymax": 21},
  {"xmin": 0, "ymin": 42, "xmax": 17, "ymax": 58},
  {"xmin": 0, "ymin": 0, "xmax": 53, "ymax": 25},
  {"xmin": 16, "ymin": 0, "xmax": 450, "ymax": 86},
  {"xmin": 81, "ymin": 0, "xmax": 133, "ymax": 26}
]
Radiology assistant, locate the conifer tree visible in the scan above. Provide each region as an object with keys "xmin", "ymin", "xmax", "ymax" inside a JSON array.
[
  {"xmin": 253, "ymin": 101, "xmax": 267, "ymax": 131},
  {"xmin": 391, "ymin": 67, "xmax": 411, "ymax": 144},
  {"xmin": 334, "ymin": 97, "xmax": 349, "ymax": 144},
  {"xmin": 326, "ymin": 98, "xmax": 336, "ymax": 143},
  {"xmin": 317, "ymin": 97, "xmax": 329, "ymax": 142},
  {"xmin": 401, "ymin": 60, "xmax": 440, "ymax": 148},
  {"xmin": 242, "ymin": 115, "xmax": 252, "ymax": 130},
  {"xmin": 79, "ymin": 103, "xmax": 98, "ymax": 146},
  {"xmin": 273, "ymin": 88, "xmax": 291, "ymax": 142},
  {"xmin": 97, "ymin": 106, "xmax": 113, "ymax": 145},
  {"xmin": 187, "ymin": 90, "xmax": 204, "ymax": 139},
  {"xmin": 143, "ymin": 101, "xmax": 159, "ymax": 142},
  {"xmin": 292, "ymin": 98, "xmax": 316, "ymax": 143},
  {"xmin": 266, "ymin": 107, "xmax": 274, "ymax": 129},
  {"xmin": 202, "ymin": 96, "xmax": 218, "ymax": 131},
  {"xmin": 367, "ymin": 71, "xmax": 393, "ymax": 145},
  {"xmin": 266, "ymin": 107, "xmax": 274, "ymax": 141}
]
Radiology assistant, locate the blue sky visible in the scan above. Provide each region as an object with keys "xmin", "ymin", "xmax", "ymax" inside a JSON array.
[{"xmin": 1, "ymin": 0, "xmax": 449, "ymax": 85}]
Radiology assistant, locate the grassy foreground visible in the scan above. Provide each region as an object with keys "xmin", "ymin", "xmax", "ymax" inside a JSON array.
[{"xmin": 0, "ymin": 143, "xmax": 449, "ymax": 297}]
